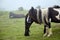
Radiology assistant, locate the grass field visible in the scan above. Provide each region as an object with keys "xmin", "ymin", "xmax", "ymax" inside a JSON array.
[{"xmin": 0, "ymin": 11, "xmax": 60, "ymax": 40}]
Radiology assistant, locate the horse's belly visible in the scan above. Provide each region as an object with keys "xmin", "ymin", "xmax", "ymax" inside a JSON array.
[{"xmin": 51, "ymin": 18, "xmax": 60, "ymax": 23}]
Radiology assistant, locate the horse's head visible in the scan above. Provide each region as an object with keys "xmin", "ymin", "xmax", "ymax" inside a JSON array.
[{"xmin": 28, "ymin": 7, "xmax": 42, "ymax": 24}]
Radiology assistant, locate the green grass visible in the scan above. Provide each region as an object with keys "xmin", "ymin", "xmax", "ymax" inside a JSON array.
[{"xmin": 0, "ymin": 11, "xmax": 60, "ymax": 40}]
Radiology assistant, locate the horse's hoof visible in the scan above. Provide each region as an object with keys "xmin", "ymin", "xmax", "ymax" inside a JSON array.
[
  {"xmin": 43, "ymin": 33, "xmax": 47, "ymax": 37},
  {"xmin": 47, "ymin": 33, "xmax": 52, "ymax": 37},
  {"xmin": 24, "ymin": 34, "xmax": 30, "ymax": 36}
]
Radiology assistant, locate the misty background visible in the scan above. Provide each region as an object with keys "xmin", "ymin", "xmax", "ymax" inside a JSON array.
[{"xmin": 0, "ymin": 0, "xmax": 60, "ymax": 11}]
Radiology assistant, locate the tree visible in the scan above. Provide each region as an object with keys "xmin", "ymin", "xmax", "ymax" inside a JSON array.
[
  {"xmin": 36, "ymin": 6, "xmax": 41, "ymax": 9},
  {"xmin": 18, "ymin": 7, "xmax": 24, "ymax": 11}
]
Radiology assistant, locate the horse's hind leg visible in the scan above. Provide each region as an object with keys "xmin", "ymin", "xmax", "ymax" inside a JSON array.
[
  {"xmin": 43, "ymin": 24, "xmax": 49, "ymax": 37},
  {"xmin": 43, "ymin": 17, "xmax": 52, "ymax": 37},
  {"xmin": 24, "ymin": 15, "xmax": 33, "ymax": 36},
  {"xmin": 47, "ymin": 21, "xmax": 52, "ymax": 37}
]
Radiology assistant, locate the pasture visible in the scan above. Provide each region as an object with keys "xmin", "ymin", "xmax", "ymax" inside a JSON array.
[{"xmin": 0, "ymin": 11, "xmax": 60, "ymax": 40}]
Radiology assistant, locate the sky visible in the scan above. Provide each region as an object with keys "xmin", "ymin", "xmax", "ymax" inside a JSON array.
[{"xmin": 0, "ymin": 0, "xmax": 60, "ymax": 11}]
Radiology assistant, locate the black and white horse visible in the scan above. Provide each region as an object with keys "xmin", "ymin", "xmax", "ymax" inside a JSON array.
[{"xmin": 24, "ymin": 5, "xmax": 60, "ymax": 37}]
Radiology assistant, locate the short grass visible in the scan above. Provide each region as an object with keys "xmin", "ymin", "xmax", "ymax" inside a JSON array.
[{"xmin": 0, "ymin": 11, "xmax": 60, "ymax": 40}]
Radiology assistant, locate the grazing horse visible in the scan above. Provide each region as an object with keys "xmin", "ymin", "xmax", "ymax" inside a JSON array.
[{"xmin": 24, "ymin": 6, "xmax": 60, "ymax": 37}]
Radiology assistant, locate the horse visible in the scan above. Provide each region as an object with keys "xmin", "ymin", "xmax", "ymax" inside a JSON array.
[{"xmin": 24, "ymin": 5, "xmax": 60, "ymax": 37}]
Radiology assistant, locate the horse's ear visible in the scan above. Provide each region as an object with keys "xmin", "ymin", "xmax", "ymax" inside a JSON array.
[
  {"xmin": 29, "ymin": 7, "xmax": 34, "ymax": 13},
  {"xmin": 30, "ymin": 7, "xmax": 34, "ymax": 10}
]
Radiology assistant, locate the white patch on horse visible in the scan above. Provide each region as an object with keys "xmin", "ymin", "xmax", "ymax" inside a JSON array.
[
  {"xmin": 47, "ymin": 28, "xmax": 52, "ymax": 37},
  {"xmin": 41, "ymin": 8, "xmax": 48, "ymax": 23},
  {"xmin": 27, "ymin": 15, "xmax": 29, "ymax": 22},
  {"xmin": 53, "ymin": 8, "xmax": 60, "ymax": 20},
  {"xmin": 36, "ymin": 9, "xmax": 40, "ymax": 23},
  {"xmin": 43, "ymin": 27, "xmax": 49, "ymax": 37},
  {"xmin": 49, "ymin": 18, "xmax": 51, "ymax": 22}
]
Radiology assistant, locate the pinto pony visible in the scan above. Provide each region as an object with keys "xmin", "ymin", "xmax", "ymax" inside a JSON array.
[{"xmin": 24, "ymin": 6, "xmax": 60, "ymax": 37}]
